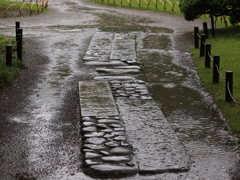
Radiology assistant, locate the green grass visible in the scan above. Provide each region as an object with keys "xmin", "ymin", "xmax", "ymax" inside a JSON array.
[
  {"xmin": 192, "ymin": 26, "xmax": 240, "ymax": 133},
  {"xmin": 93, "ymin": 0, "xmax": 181, "ymax": 14},
  {"xmin": 0, "ymin": 35, "xmax": 23, "ymax": 88}
]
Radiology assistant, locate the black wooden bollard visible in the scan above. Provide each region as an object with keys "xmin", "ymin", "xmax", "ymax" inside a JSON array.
[
  {"xmin": 210, "ymin": 15, "xmax": 215, "ymax": 38},
  {"xmin": 203, "ymin": 22, "xmax": 208, "ymax": 38},
  {"xmin": 205, "ymin": 43, "xmax": 211, "ymax": 68},
  {"xmin": 225, "ymin": 71, "xmax": 233, "ymax": 102},
  {"xmin": 200, "ymin": 34, "xmax": 206, "ymax": 57},
  {"xmin": 213, "ymin": 55, "xmax": 220, "ymax": 84},
  {"xmin": 15, "ymin": 21, "xmax": 20, "ymax": 42},
  {"xmin": 17, "ymin": 28, "xmax": 23, "ymax": 61},
  {"xmin": 194, "ymin": 27, "xmax": 199, "ymax": 48},
  {"xmin": 6, "ymin": 45, "xmax": 12, "ymax": 66}
]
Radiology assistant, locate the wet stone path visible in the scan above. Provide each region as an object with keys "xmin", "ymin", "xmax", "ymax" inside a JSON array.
[{"xmin": 79, "ymin": 31, "xmax": 190, "ymax": 178}]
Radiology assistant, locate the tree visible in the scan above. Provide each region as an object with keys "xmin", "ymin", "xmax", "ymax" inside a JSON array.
[{"xmin": 179, "ymin": 0, "xmax": 240, "ymax": 25}]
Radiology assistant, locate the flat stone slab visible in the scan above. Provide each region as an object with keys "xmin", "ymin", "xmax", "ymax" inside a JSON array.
[
  {"xmin": 94, "ymin": 76, "xmax": 135, "ymax": 81},
  {"xmin": 79, "ymin": 81, "xmax": 118, "ymax": 117},
  {"xmin": 90, "ymin": 165, "xmax": 137, "ymax": 177},
  {"xmin": 112, "ymin": 81, "xmax": 190, "ymax": 174},
  {"xmin": 84, "ymin": 61, "xmax": 127, "ymax": 66},
  {"xmin": 110, "ymin": 33, "xmax": 137, "ymax": 61},
  {"xmin": 96, "ymin": 68, "xmax": 140, "ymax": 74}
]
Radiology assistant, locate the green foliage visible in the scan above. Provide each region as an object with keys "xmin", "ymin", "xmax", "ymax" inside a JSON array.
[
  {"xmin": 179, "ymin": 0, "xmax": 240, "ymax": 24},
  {"xmin": 192, "ymin": 26, "xmax": 240, "ymax": 132}
]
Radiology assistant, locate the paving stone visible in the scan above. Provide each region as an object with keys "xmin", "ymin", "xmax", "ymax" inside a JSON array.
[
  {"xmin": 89, "ymin": 165, "xmax": 137, "ymax": 176},
  {"xmin": 83, "ymin": 122, "xmax": 95, "ymax": 127},
  {"xmin": 101, "ymin": 129, "xmax": 113, "ymax": 133},
  {"xmin": 94, "ymin": 76, "xmax": 135, "ymax": 81},
  {"xmin": 84, "ymin": 144, "xmax": 105, "ymax": 150},
  {"xmin": 85, "ymin": 152, "xmax": 102, "ymax": 159},
  {"xmin": 96, "ymin": 68, "xmax": 140, "ymax": 75},
  {"xmin": 82, "ymin": 126, "xmax": 97, "ymax": 133},
  {"xmin": 85, "ymin": 159, "xmax": 99, "ymax": 166},
  {"xmin": 115, "ymin": 81, "xmax": 190, "ymax": 174},
  {"xmin": 104, "ymin": 134, "xmax": 115, "ymax": 138},
  {"xmin": 83, "ymin": 56, "xmax": 99, "ymax": 61},
  {"xmin": 113, "ymin": 65, "xmax": 140, "ymax": 70},
  {"xmin": 84, "ymin": 132, "xmax": 105, "ymax": 138},
  {"xmin": 101, "ymin": 156, "xmax": 131, "ymax": 163},
  {"xmin": 109, "ymin": 124, "xmax": 121, "ymax": 128},
  {"xmin": 85, "ymin": 137, "xmax": 106, "ymax": 145},
  {"xmin": 96, "ymin": 123, "xmax": 108, "ymax": 129},
  {"xmin": 84, "ymin": 61, "xmax": 127, "ymax": 66},
  {"xmin": 114, "ymin": 136, "xmax": 127, "ymax": 141},
  {"xmin": 112, "ymin": 131, "xmax": 125, "ymax": 136},
  {"xmin": 100, "ymin": 151, "xmax": 110, "ymax": 156},
  {"xmin": 83, "ymin": 149, "xmax": 95, "ymax": 152},
  {"xmin": 79, "ymin": 81, "xmax": 118, "ymax": 117},
  {"xmin": 105, "ymin": 141, "xmax": 119, "ymax": 147},
  {"xmin": 98, "ymin": 119, "xmax": 119, "ymax": 124},
  {"xmin": 82, "ymin": 116, "xmax": 93, "ymax": 121},
  {"xmin": 114, "ymin": 128, "xmax": 125, "ymax": 131},
  {"xmin": 110, "ymin": 147, "xmax": 131, "ymax": 155}
]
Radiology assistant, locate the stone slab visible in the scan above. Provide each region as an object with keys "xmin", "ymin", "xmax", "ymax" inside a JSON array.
[
  {"xmin": 79, "ymin": 81, "xmax": 118, "ymax": 117},
  {"xmin": 113, "ymin": 81, "xmax": 190, "ymax": 174}
]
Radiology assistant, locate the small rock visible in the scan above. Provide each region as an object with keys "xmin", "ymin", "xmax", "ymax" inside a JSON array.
[
  {"xmin": 82, "ymin": 117, "xmax": 93, "ymax": 121},
  {"xmin": 101, "ymin": 129, "xmax": 113, "ymax": 133},
  {"xmin": 82, "ymin": 148, "xmax": 95, "ymax": 152},
  {"xmin": 141, "ymin": 96, "xmax": 153, "ymax": 100},
  {"xmin": 100, "ymin": 151, "xmax": 110, "ymax": 156},
  {"xmin": 101, "ymin": 156, "xmax": 130, "ymax": 163},
  {"xmin": 85, "ymin": 159, "xmax": 99, "ymax": 166},
  {"xmin": 114, "ymin": 128, "xmax": 125, "ymax": 131},
  {"xmin": 83, "ymin": 122, "xmax": 95, "ymax": 127},
  {"xmin": 98, "ymin": 119, "xmax": 119, "ymax": 124},
  {"xmin": 109, "ymin": 124, "xmax": 121, "ymax": 128},
  {"xmin": 110, "ymin": 147, "xmax": 131, "ymax": 155},
  {"xmin": 84, "ymin": 132, "xmax": 105, "ymax": 138},
  {"xmin": 104, "ymin": 134, "xmax": 114, "ymax": 138},
  {"xmin": 85, "ymin": 138, "xmax": 106, "ymax": 145},
  {"xmin": 85, "ymin": 152, "xmax": 102, "ymax": 159},
  {"xmin": 84, "ymin": 144, "xmax": 105, "ymax": 150},
  {"xmin": 96, "ymin": 124, "xmax": 108, "ymax": 129},
  {"xmin": 82, "ymin": 126, "xmax": 97, "ymax": 133},
  {"xmin": 114, "ymin": 136, "xmax": 127, "ymax": 141},
  {"xmin": 105, "ymin": 141, "xmax": 119, "ymax": 147}
]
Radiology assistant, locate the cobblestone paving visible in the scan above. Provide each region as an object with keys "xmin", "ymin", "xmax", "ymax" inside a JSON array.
[{"xmin": 79, "ymin": 32, "xmax": 190, "ymax": 178}]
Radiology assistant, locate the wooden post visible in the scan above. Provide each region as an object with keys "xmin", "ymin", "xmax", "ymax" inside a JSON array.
[
  {"xmin": 17, "ymin": 28, "xmax": 23, "ymax": 61},
  {"xmin": 205, "ymin": 43, "xmax": 211, "ymax": 68},
  {"xmin": 200, "ymin": 34, "xmax": 206, "ymax": 57},
  {"xmin": 203, "ymin": 22, "xmax": 208, "ymax": 38},
  {"xmin": 6, "ymin": 45, "xmax": 12, "ymax": 66},
  {"xmin": 15, "ymin": 21, "xmax": 20, "ymax": 42},
  {"xmin": 194, "ymin": 27, "xmax": 199, "ymax": 48},
  {"xmin": 213, "ymin": 56, "xmax": 220, "ymax": 84}
]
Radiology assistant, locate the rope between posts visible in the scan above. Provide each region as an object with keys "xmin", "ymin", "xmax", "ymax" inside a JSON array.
[
  {"xmin": 197, "ymin": 33, "xmax": 201, "ymax": 39},
  {"xmin": 227, "ymin": 82, "xmax": 240, "ymax": 104},
  {"xmin": 203, "ymin": 41, "xmax": 206, "ymax": 47},
  {"xmin": 208, "ymin": 52, "xmax": 213, "ymax": 61},
  {"xmin": 215, "ymin": 64, "xmax": 225, "ymax": 80}
]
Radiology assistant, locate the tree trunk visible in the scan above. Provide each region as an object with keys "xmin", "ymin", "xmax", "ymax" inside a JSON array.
[{"xmin": 210, "ymin": 15, "xmax": 215, "ymax": 37}]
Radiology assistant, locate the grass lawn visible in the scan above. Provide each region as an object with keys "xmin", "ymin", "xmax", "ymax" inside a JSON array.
[
  {"xmin": 0, "ymin": 35, "xmax": 23, "ymax": 88},
  {"xmin": 93, "ymin": 0, "xmax": 181, "ymax": 14},
  {"xmin": 192, "ymin": 26, "xmax": 240, "ymax": 133}
]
